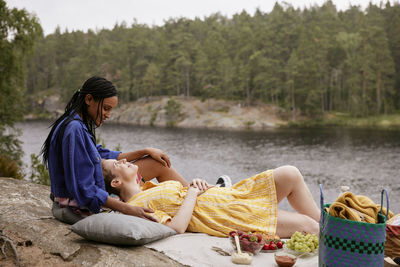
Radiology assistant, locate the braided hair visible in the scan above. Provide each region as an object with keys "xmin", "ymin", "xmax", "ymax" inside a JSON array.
[{"xmin": 41, "ymin": 76, "xmax": 118, "ymax": 167}]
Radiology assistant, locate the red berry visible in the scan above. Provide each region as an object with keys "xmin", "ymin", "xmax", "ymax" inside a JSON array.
[
  {"xmin": 242, "ymin": 234, "xmax": 250, "ymax": 240},
  {"xmin": 241, "ymin": 238, "xmax": 250, "ymax": 248},
  {"xmin": 276, "ymin": 241, "xmax": 283, "ymax": 249},
  {"xmin": 269, "ymin": 240, "xmax": 275, "ymax": 245},
  {"xmin": 229, "ymin": 231, "xmax": 236, "ymax": 237},
  {"xmin": 256, "ymin": 234, "xmax": 262, "ymax": 242},
  {"xmin": 263, "ymin": 243, "xmax": 270, "ymax": 250},
  {"xmin": 269, "ymin": 243, "xmax": 277, "ymax": 250},
  {"xmin": 237, "ymin": 230, "xmax": 244, "ymax": 236},
  {"xmin": 249, "ymin": 242, "xmax": 258, "ymax": 250}
]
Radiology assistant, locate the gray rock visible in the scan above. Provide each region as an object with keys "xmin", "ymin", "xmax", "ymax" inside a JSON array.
[
  {"xmin": 0, "ymin": 177, "xmax": 183, "ymax": 266},
  {"xmin": 109, "ymin": 96, "xmax": 284, "ymax": 130}
]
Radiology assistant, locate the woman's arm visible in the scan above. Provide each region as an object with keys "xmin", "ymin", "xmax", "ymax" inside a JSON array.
[
  {"xmin": 118, "ymin": 147, "xmax": 171, "ymax": 167},
  {"xmin": 104, "ymin": 196, "xmax": 158, "ymax": 222},
  {"xmin": 165, "ymin": 179, "xmax": 213, "ymax": 233},
  {"xmin": 165, "ymin": 186, "xmax": 199, "ymax": 234}
]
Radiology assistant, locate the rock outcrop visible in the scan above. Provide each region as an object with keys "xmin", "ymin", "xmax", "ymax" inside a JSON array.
[
  {"xmin": 0, "ymin": 177, "xmax": 183, "ymax": 267},
  {"xmin": 110, "ymin": 96, "xmax": 285, "ymax": 130},
  {"xmin": 27, "ymin": 95, "xmax": 286, "ymax": 130}
]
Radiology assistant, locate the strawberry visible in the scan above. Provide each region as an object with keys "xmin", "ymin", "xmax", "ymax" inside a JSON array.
[
  {"xmin": 269, "ymin": 243, "xmax": 277, "ymax": 250},
  {"xmin": 263, "ymin": 243, "xmax": 270, "ymax": 250},
  {"xmin": 249, "ymin": 235, "xmax": 258, "ymax": 242},
  {"xmin": 249, "ymin": 242, "xmax": 258, "ymax": 250},
  {"xmin": 276, "ymin": 241, "xmax": 283, "ymax": 249},
  {"xmin": 241, "ymin": 234, "xmax": 250, "ymax": 240},
  {"xmin": 256, "ymin": 234, "xmax": 262, "ymax": 242},
  {"xmin": 241, "ymin": 238, "xmax": 250, "ymax": 248}
]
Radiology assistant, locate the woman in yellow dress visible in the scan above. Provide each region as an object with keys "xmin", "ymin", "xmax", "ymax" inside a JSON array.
[{"xmin": 102, "ymin": 159, "xmax": 320, "ymax": 238}]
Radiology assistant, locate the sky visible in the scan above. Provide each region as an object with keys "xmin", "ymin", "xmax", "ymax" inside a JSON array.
[{"xmin": 6, "ymin": 0, "xmax": 397, "ymax": 36}]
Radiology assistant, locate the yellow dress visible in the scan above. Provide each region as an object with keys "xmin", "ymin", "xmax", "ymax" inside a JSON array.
[{"xmin": 127, "ymin": 170, "xmax": 277, "ymax": 237}]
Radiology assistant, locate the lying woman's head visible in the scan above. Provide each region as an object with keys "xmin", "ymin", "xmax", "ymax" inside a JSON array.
[{"xmin": 102, "ymin": 159, "xmax": 141, "ymax": 196}]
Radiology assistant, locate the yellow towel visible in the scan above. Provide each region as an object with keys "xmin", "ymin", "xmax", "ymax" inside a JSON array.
[{"xmin": 328, "ymin": 192, "xmax": 393, "ymax": 223}]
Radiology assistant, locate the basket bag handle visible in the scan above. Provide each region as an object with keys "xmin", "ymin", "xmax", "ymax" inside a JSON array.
[
  {"xmin": 380, "ymin": 188, "xmax": 390, "ymax": 222},
  {"xmin": 319, "ymin": 184, "xmax": 324, "ymax": 210}
]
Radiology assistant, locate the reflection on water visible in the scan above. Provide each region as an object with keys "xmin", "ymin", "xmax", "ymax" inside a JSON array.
[{"xmin": 18, "ymin": 120, "xmax": 400, "ymax": 213}]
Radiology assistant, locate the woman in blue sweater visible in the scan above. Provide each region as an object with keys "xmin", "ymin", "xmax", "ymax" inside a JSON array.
[{"xmin": 41, "ymin": 76, "xmax": 188, "ymax": 224}]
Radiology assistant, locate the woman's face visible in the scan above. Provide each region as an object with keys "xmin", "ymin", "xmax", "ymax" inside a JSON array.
[
  {"xmin": 86, "ymin": 95, "xmax": 118, "ymax": 126},
  {"xmin": 103, "ymin": 159, "xmax": 140, "ymax": 184}
]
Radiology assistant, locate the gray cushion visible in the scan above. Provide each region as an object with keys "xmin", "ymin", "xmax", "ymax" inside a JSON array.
[{"xmin": 70, "ymin": 213, "xmax": 176, "ymax": 245}]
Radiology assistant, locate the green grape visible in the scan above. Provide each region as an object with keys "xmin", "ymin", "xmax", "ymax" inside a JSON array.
[{"xmin": 288, "ymin": 232, "xmax": 319, "ymax": 252}]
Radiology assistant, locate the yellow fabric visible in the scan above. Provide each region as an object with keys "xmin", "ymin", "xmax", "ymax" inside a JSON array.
[
  {"xmin": 127, "ymin": 170, "xmax": 277, "ymax": 237},
  {"xmin": 328, "ymin": 192, "xmax": 393, "ymax": 223}
]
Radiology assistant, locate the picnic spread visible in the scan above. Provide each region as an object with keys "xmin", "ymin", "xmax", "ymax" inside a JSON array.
[{"xmin": 143, "ymin": 187, "xmax": 399, "ymax": 267}]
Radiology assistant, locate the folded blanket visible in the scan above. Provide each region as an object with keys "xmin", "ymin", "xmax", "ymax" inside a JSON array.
[
  {"xmin": 328, "ymin": 192, "xmax": 393, "ymax": 223},
  {"xmin": 386, "ymin": 214, "xmax": 400, "ymax": 258}
]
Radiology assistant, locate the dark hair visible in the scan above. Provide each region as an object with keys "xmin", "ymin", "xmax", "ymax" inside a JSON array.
[
  {"xmin": 102, "ymin": 160, "xmax": 120, "ymax": 195},
  {"xmin": 41, "ymin": 76, "xmax": 117, "ymax": 167}
]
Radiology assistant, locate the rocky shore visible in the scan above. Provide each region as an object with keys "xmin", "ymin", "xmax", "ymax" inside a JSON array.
[
  {"xmin": 0, "ymin": 177, "xmax": 183, "ymax": 267},
  {"xmin": 110, "ymin": 96, "xmax": 285, "ymax": 130},
  {"xmin": 27, "ymin": 94, "xmax": 400, "ymax": 130},
  {"xmin": 27, "ymin": 95, "xmax": 286, "ymax": 130}
]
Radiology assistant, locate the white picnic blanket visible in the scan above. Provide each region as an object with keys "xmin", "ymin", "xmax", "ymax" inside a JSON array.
[{"xmin": 145, "ymin": 233, "xmax": 318, "ymax": 267}]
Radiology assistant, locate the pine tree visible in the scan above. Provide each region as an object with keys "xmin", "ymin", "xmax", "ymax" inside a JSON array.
[{"xmin": 0, "ymin": 0, "xmax": 42, "ymax": 165}]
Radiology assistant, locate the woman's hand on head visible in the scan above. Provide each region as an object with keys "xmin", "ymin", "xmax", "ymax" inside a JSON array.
[
  {"xmin": 189, "ymin": 178, "xmax": 213, "ymax": 194},
  {"xmin": 146, "ymin": 148, "xmax": 171, "ymax": 168}
]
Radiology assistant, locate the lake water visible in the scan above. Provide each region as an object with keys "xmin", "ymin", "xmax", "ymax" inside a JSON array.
[{"xmin": 17, "ymin": 120, "xmax": 399, "ymax": 214}]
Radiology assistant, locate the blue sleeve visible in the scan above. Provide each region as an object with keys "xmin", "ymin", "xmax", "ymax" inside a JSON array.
[
  {"xmin": 62, "ymin": 125, "xmax": 108, "ymax": 213},
  {"xmin": 97, "ymin": 144, "xmax": 121, "ymax": 160}
]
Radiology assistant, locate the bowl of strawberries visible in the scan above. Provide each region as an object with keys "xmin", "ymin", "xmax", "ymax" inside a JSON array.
[
  {"xmin": 259, "ymin": 233, "xmax": 284, "ymax": 252},
  {"xmin": 229, "ymin": 230, "xmax": 265, "ymax": 255}
]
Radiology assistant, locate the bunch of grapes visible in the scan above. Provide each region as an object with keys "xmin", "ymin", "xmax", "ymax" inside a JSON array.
[{"xmin": 285, "ymin": 231, "xmax": 319, "ymax": 253}]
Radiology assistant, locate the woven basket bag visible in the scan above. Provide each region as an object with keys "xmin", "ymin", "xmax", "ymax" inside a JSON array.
[{"xmin": 319, "ymin": 185, "xmax": 389, "ymax": 267}]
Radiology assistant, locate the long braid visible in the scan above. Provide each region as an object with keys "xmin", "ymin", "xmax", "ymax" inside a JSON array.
[{"xmin": 41, "ymin": 76, "xmax": 117, "ymax": 167}]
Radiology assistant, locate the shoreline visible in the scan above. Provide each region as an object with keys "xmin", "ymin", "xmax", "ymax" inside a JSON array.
[
  {"xmin": 22, "ymin": 116, "xmax": 400, "ymax": 132},
  {"xmin": 25, "ymin": 96, "xmax": 400, "ymax": 131}
]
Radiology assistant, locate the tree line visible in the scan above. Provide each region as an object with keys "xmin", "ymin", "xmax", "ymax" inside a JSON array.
[
  {"xmin": 2, "ymin": 0, "xmax": 400, "ymax": 178},
  {"xmin": 26, "ymin": 1, "xmax": 400, "ymax": 119}
]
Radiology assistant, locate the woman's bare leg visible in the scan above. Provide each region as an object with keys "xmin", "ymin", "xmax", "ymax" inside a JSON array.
[
  {"xmin": 276, "ymin": 209, "xmax": 319, "ymax": 238},
  {"xmin": 133, "ymin": 156, "xmax": 189, "ymax": 186},
  {"xmin": 273, "ymin": 165, "xmax": 320, "ymax": 222}
]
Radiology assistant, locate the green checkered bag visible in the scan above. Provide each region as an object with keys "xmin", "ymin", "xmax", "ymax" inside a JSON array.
[{"xmin": 319, "ymin": 185, "xmax": 389, "ymax": 267}]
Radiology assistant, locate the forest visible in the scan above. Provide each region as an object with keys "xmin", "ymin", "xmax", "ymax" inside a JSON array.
[
  {"xmin": 1, "ymin": 0, "xmax": 400, "ymax": 181},
  {"xmin": 25, "ymin": 1, "xmax": 400, "ymax": 119}
]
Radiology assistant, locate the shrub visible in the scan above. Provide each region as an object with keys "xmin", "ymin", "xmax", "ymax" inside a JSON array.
[
  {"xmin": 30, "ymin": 153, "xmax": 50, "ymax": 185},
  {"xmin": 0, "ymin": 155, "xmax": 24, "ymax": 179},
  {"xmin": 165, "ymin": 98, "xmax": 182, "ymax": 127}
]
